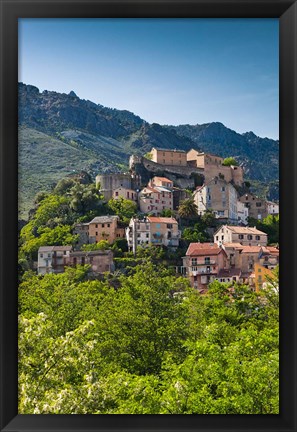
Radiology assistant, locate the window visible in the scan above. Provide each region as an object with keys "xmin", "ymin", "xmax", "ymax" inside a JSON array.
[
  {"xmin": 64, "ymin": 251, "xmax": 67, "ymax": 255},
  {"xmin": 156, "ymin": 223, "xmax": 161, "ymax": 228},
  {"xmin": 247, "ymin": 235, "xmax": 253, "ymax": 240},
  {"xmin": 205, "ymin": 257, "xmax": 210, "ymax": 264},
  {"xmin": 81, "ymin": 257, "xmax": 85, "ymax": 265},
  {"xmin": 146, "ymin": 233, "xmax": 149, "ymax": 238},
  {"xmin": 107, "ymin": 224, "xmax": 110, "ymax": 228},
  {"xmin": 221, "ymin": 186, "xmax": 225, "ymax": 192},
  {"xmin": 115, "ymin": 192, "xmax": 118, "ymax": 197},
  {"xmin": 40, "ymin": 253, "xmax": 43, "ymax": 258},
  {"xmin": 256, "ymin": 202, "xmax": 262, "ymax": 207},
  {"xmin": 95, "ymin": 224, "xmax": 98, "ymax": 228},
  {"xmin": 137, "ymin": 233, "xmax": 141, "ymax": 238},
  {"xmin": 167, "ymin": 224, "xmax": 173, "ymax": 229},
  {"xmin": 48, "ymin": 253, "xmax": 51, "ymax": 258},
  {"xmin": 222, "ymin": 201, "xmax": 226, "ymax": 208},
  {"xmin": 192, "ymin": 258, "xmax": 197, "ymax": 266},
  {"xmin": 102, "ymin": 224, "xmax": 105, "ymax": 228},
  {"xmin": 258, "ymin": 268, "xmax": 261, "ymax": 272},
  {"xmin": 239, "ymin": 234, "xmax": 244, "ymax": 239},
  {"xmin": 221, "ymin": 235, "xmax": 224, "ymax": 240},
  {"xmin": 163, "ymin": 152, "xmax": 165, "ymax": 156},
  {"xmin": 246, "ymin": 196, "xmax": 248, "ymax": 201},
  {"xmin": 127, "ymin": 192, "xmax": 130, "ymax": 198},
  {"xmin": 163, "ymin": 159, "xmax": 165, "ymax": 163},
  {"xmin": 216, "ymin": 236, "xmax": 219, "ymax": 241}
]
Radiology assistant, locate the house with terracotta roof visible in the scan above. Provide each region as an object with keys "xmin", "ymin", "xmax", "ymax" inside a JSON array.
[
  {"xmin": 259, "ymin": 246, "xmax": 279, "ymax": 270},
  {"xmin": 138, "ymin": 185, "xmax": 173, "ymax": 215},
  {"xmin": 126, "ymin": 216, "xmax": 180, "ymax": 254},
  {"xmin": 214, "ymin": 225, "xmax": 267, "ymax": 247},
  {"xmin": 181, "ymin": 242, "xmax": 229, "ymax": 291},
  {"xmin": 149, "ymin": 176, "xmax": 173, "ymax": 189}
]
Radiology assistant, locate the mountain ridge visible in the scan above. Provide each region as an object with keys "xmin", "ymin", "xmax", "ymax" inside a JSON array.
[{"xmin": 18, "ymin": 83, "xmax": 279, "ymax": 217}]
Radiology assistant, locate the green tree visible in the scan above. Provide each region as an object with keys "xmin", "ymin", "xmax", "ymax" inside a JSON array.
[
  {"xmin": 108, "ymin": 197, "xmax": 137, "ymax": 223},
  {"xmin": 178, "ymin": 198, "xmax": 198, "ymax": 219},
  {"xmin": 222, "ymin": 157, "xmax": 238, "ymax": 166},
  {"xmin": 81, "ymin": 240, "xmax": 110, "ymax": 251}
]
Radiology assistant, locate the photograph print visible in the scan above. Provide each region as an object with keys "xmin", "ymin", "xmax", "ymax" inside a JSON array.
[{"xmin": 18, "ymin": 18, "xmax": 279, "ymax": 414}]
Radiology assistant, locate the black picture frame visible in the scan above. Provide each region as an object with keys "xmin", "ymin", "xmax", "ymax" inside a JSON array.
[{"xmin": 1, "ymin": 1, "xmax": 296, "ymax": 431}]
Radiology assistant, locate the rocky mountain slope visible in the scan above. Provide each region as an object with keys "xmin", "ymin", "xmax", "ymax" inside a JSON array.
[{"xmin": 18, "ymin": 83, "xmax": 279, "ymax": 217}]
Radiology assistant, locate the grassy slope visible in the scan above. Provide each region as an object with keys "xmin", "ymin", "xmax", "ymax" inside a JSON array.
[{"xmin": 18, "ymin": 127, "xmax": 97, "ymax": 218}]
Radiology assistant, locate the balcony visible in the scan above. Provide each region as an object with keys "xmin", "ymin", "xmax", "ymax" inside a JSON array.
[{"xmin": 189, "ymin": 266, "xmax": 217, "ymax": 276}]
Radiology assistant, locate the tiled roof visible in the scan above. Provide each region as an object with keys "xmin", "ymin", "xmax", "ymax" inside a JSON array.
[
  {"xmin": 239, "ymin": 245, "xmax": 262, "ymax": 254},
  {"xmin": 186, "ymin": 242, "xmax": 223, "ymax": 256},
  {"xmin": 261, "ymin": 246, "xmax": 279, "ymax": 255},
  {"xmin": 38, "ymin": 245, "xmax": 72, "ymax": 252},
  {"xmin": 215, "ymin": 225, "xmax": 267, "ymax": 236},
  {"xmin": 141, "ymin": 186, "xmax": 158, "ymax": 194},
  {"xmin": 147, "ymin": 217, "xmax": 178, "ymax": 224},
  {"xmin": 152, "ymin": 147, "xmax": 186, "ymax": 153},
  {"xmin": 89, "ymin": 215, "xmax": 119, "ymax": 224},
  {"xmin": 153, "ymin": 176, "xmax": 172, "ymax": 183},
  {"xmin": 222, "ymin": 243, "xmax": 244, "ymax": 249}
]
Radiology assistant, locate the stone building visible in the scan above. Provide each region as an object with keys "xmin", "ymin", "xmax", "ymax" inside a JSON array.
[
  {"xmin": 37, "ymin": 246, "xmax": 72, "ymax": 275},
  {"xmin": 126, "ymin": 216, "xmax": 180, "ymax": 254},
  {"xmin": 68, "ymin": 250, "xmax": 114, "ymax": 274},
  {"xmin": 239, "ymin": 193, "xmax": 268, "ymax": 220},
  {"xmin": 193, "ymin": 177, "xmax": 238, "ymax": 222},
  {"xmin": 88, "ymin": 215, "xmax": 125, "ymax": 244},
  {"xmin": 150, "ymin": 147, "xmax": 187, "ymax": 166},
  {"xmin": 214, "ymin": 225, "xmax": 267, "ymax": 247},
  {"xmin": 148, "ymin": 176, "xmax": 173, "ymax": 189},
  {"xmin": 138, "ymin": 185, "xmax": 173, "ymax": 215},
  {"xmin": 96, "ymin": 173, "xmax": 141, "ymax": 201},
  {"xmin": 266, "ymin": 201, "xmax": 279, "ymax": 216},
  {"xmin": 112, "ymin": 187, "xmax": 138, "ymax": 202},
  {"xmin": 187, "ymin": 150, "xmax": 244, "ymax": 186}
]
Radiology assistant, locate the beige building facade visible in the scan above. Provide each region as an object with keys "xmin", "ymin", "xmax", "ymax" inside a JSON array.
[
  {"xmin": 68, "ymin": 250, "xmax": 114, "ymax": 274},
  {"xmin": 148, "ymin": 176, "xmax": 173, "ymax": 189},
  {"xmin": 239, "ymin": 193, "xmax": 268, "ymax": 220},
  {"xmin": 126, "ymin": 216, "xmax": 180, "ymax": 253},
  {"xmin": 193, "ymin": 177, "xmax": 238, "ymax": 222},
  {"xmin": 112, "ymin": 187, "xmax": 137, "ymax": 202},
  {"xmin": 37, "ymin": 246, "xmax": 72, "ymax": 275},
  {"xmin": 150, "ymin": 147, "xmax": 187, "ymax": 166},
  {"xmin": 214, "ymin": 225, "xmax": 267, "ymax": 247},
  {"xmin": 187, "ymin": 150, "xmax": 244, "ymax": 186},
  {"xmin": 89, "ymin": 215, "xmax": 125, "ymax": 244},
  {"xmin": 138, "ymin": 185, "xmax": 173, "ymax": 215}
]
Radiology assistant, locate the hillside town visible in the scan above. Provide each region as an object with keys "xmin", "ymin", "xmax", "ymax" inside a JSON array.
[{"xmin": 35, "ymin": 146, "xmax": 279, "ymax": 292}]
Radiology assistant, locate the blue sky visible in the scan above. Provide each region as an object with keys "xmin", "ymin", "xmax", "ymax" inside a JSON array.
[{"xmin": 18, "ymin": 18, "xmax": 279, "ymax": 139}]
